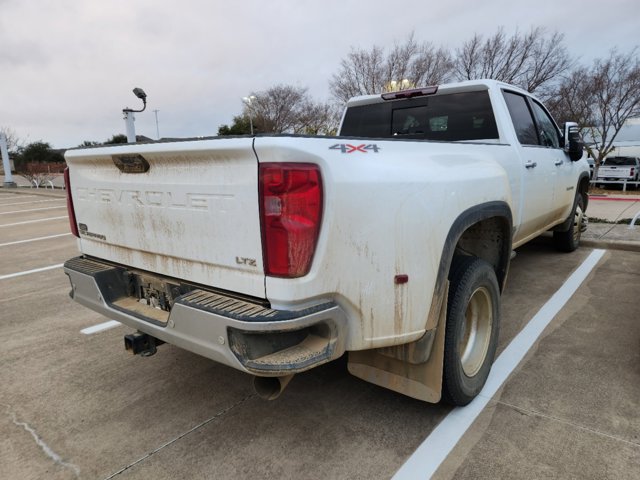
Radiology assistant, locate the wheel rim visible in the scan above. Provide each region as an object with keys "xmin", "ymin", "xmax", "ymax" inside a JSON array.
[
  {"xmin": 573, "ymin": 202, "xmax": 585, "ymax": 243},
  {"xmin": 459, "ymin": 286, "xmax": 493, "ymax": 377}
]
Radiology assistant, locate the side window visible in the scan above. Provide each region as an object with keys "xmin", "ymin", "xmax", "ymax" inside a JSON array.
[
  {"xmin": 530, "ymin": 100, "xmax": 561, "ymax": 148},
  {"xmin": 502, "ymin": 91, "xmax": 539, "ymax": 146}
]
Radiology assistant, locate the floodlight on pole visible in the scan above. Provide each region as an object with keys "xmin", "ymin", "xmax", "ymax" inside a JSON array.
[
  {"xmin": 242, "ymin": 95, "xmax": 257, "ymax": 135},
  {"xmin": 122, "ymin": 87, "xmax": 148, "ymax": 143}
]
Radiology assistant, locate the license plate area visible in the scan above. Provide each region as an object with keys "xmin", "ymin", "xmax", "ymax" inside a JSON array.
[
  {"xmin": 134, "ymin": 274, "xmax": 184, "ymax": 312},
  {"xmin": 111, "ymin": 273, "xmax": 191, "ymax": 326}
]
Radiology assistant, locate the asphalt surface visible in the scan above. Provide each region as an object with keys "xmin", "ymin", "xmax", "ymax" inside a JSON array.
[{"xmin": 1, "ymin": 187, "xmax": 639, "ymax": 480}]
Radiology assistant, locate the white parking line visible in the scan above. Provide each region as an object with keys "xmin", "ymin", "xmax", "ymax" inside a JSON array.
[
  {"xmin": 0, "ymin": 199, "xmax": 65, "ymax": 207},
  {"xmin": 0, "ymin": 205, "xmax": 67, "ymax": 215},
  {"xmin": 0, "ymin": 233, "xmax": 73, "ymax": 248},
  {"xmin": 0, "ymin": 263, "xmax": 65, "ymax": 280},
  {"xmin": 0, "ymin": 194, "xmax": 38, "ymax": 198},
  {"xmin": 392, "ymin": 248, "xmax": 606, "ymax": 480},
  {"xmin": 80, "ymin": 320, "xmax": 121, "ymax": 335},
  {"xmin": 0, "ymin": 216, "xmax": 68, "ymax": 228}
]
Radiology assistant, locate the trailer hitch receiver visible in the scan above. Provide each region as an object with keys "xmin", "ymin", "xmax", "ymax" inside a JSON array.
[{"xmin": 124, "ymin": 332, "xmax": 164, "ymax": 357}]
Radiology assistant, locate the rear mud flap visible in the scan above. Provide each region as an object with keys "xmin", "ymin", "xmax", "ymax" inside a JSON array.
[{"xmin": 347, "ymin": 283, "xmax": 448, "ymax": 403}]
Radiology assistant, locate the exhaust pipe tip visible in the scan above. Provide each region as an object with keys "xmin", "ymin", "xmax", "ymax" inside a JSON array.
[{"xmin": 253, "ymin": 374, "xmax": 294, "ymax": 400}]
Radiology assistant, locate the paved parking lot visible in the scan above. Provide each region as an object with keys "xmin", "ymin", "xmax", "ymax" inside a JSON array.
[{"xmin": 1, "ymin": 189, "xmax": 639, "ymax": 479}]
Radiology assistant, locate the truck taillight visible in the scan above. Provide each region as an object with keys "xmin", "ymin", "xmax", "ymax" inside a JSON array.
[
  {"xmin": 64, "ymin": 167, "xmax": 79, "ymax": 237},
  {"xmin": 259, "ymin": 163, "xmax": 323, "ymax": 278}
]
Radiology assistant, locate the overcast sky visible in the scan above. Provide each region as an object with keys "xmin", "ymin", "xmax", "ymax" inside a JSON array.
[{"xmin": 1, "ymin": 0, "xmax": 638, "ymax": 148}]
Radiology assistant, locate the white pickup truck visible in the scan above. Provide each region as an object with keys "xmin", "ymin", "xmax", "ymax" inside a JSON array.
[
  {"xmin": 64, "ymin": 80, "xmax": 589, "ymax": 406},
  {"xmin": 596, "ymin": 156, "xmax": 640, "ymax": 189}
]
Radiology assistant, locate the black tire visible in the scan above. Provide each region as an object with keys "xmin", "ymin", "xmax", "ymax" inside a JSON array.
[
  {"xmin": 442, "ymin": 256, "xmax": 500, "ymax": 406},
  {"xmin": 553, "ymin": 194, "xmax": 585, "ymax": 253}
]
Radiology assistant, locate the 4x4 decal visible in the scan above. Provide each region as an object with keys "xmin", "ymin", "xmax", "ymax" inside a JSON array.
[{"xmin": 329, "ymin": 143, "xmax": 381, "ymax": 154}]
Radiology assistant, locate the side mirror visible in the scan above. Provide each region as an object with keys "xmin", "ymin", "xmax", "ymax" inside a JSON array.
[{"xmin": 563, "ymin": 122, "xmax": 584, "ymax": 162}]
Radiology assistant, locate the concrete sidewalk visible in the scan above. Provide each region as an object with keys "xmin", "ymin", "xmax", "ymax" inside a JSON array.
[{"xmin": 583, "ymin": 194, "xmax": 640, "ymax": 251}]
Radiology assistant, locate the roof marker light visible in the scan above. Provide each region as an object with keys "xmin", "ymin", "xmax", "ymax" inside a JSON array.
[{"xmin": 381, "ymin": 86, "xmax": 439, "ymax": 101}]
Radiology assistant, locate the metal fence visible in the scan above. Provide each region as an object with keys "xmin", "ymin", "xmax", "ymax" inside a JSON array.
[
  {"xmin": 590, "ymin": 179, "xmax": 640, "ymax": 192},
  {"xmin": 24, "ymin": 162, "xmax": 67, "ymax": 174}
]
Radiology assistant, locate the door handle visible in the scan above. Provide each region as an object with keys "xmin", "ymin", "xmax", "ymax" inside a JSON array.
[
  {"xmin": 555, "ymin": 160, "xmax": 563, "ymax": 166},
  {"xmin": 525, "ymin": 161, "xmax": 537, "ymax": 169}
]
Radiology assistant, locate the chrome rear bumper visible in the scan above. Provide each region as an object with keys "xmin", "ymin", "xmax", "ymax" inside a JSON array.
[{"xmin": 64, "ymin": 256, "xmax": 347, "ymax": 376}]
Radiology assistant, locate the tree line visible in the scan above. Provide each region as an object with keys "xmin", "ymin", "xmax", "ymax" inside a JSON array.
[
  {"xmin": 219, "ymin": 27, "xmax": 640, "ymax": 167},
  {"xmin": 0, "ymin": 132, "xmax": 131, "ymax": 172},
  {"xmin": 3, "ymin": 27, "xmax": 639, "ymax": 172}
]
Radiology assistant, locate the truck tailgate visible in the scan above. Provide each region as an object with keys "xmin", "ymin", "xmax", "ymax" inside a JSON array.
[
  {"xmin": 598, "ymin": 166, "xmax": 633, "ymax": 178},
  {"xmin": 65, "ymin": 137, "xmax": 265, "ymax": 298}
]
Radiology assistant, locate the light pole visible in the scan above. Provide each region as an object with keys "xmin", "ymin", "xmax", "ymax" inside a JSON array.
[
  {"xmin": 122, "ymin": 88, "xmax": 147, "ymax": 143},
  {"xmin": 1, "ymin": 132, "xmax": 16, "ymax": 188},
  {"xmin": 242, "ymin": 95, "xmax": 256, "ymax": 135},
  {"xmin": 153, "ymin": 109, "xmax": 160, "ymax": 139}
]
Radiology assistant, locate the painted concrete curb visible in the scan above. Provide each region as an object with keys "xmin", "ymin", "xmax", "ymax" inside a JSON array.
[{"xmin": 581, "ymin": 239, "xmax": 640, "ymax": 253}]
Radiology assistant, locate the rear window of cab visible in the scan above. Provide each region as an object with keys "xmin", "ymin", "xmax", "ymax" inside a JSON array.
[
  {"xmin": 604, "ymin": 157, "xmax": 638, "ymax": 166},
  {"xmin": 340, "ymin": 91, "xmax": 499, "ymax": 142}
]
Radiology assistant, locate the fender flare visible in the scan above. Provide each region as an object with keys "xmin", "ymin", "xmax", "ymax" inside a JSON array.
[
  {"xmin": 425, "ymin": 201, "xmax": 513, "ymax": 332},
  {"xmin": 347, "ymin": 201, "xmax": 513, "ymax": 403}
]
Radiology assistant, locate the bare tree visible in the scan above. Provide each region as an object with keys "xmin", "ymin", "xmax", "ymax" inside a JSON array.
[
  {"xmin": 294, "ymin": 101, "xmax": 341, "ymax": 135},
  {"xmin": 545, "ymin": 69, "xmax": 594, "ymax": 126},
  {"xmin": 0, "ymin": 126, "xmax": 22, "ymax": 152},
  {"xmin": 330, "ymin": 46, "xmax": 385, "ymax": 104},
  {"xmin": 548, "ymin": 49, "xmax": 640, "ymax": 168},
  {"xmin": 240, "ymin": 84, "xmax": 337, "ymax": 135},
  {"xmin": 330, "ymin": 33, "xmax": 454, "ymax": 103},
  {"xmin": 246, "ymin": 85, "xmax": 309, "ymax": 134},
  {"xmin": 453, "ymin": 27, "xmax": 572, "ymax": 97}
]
